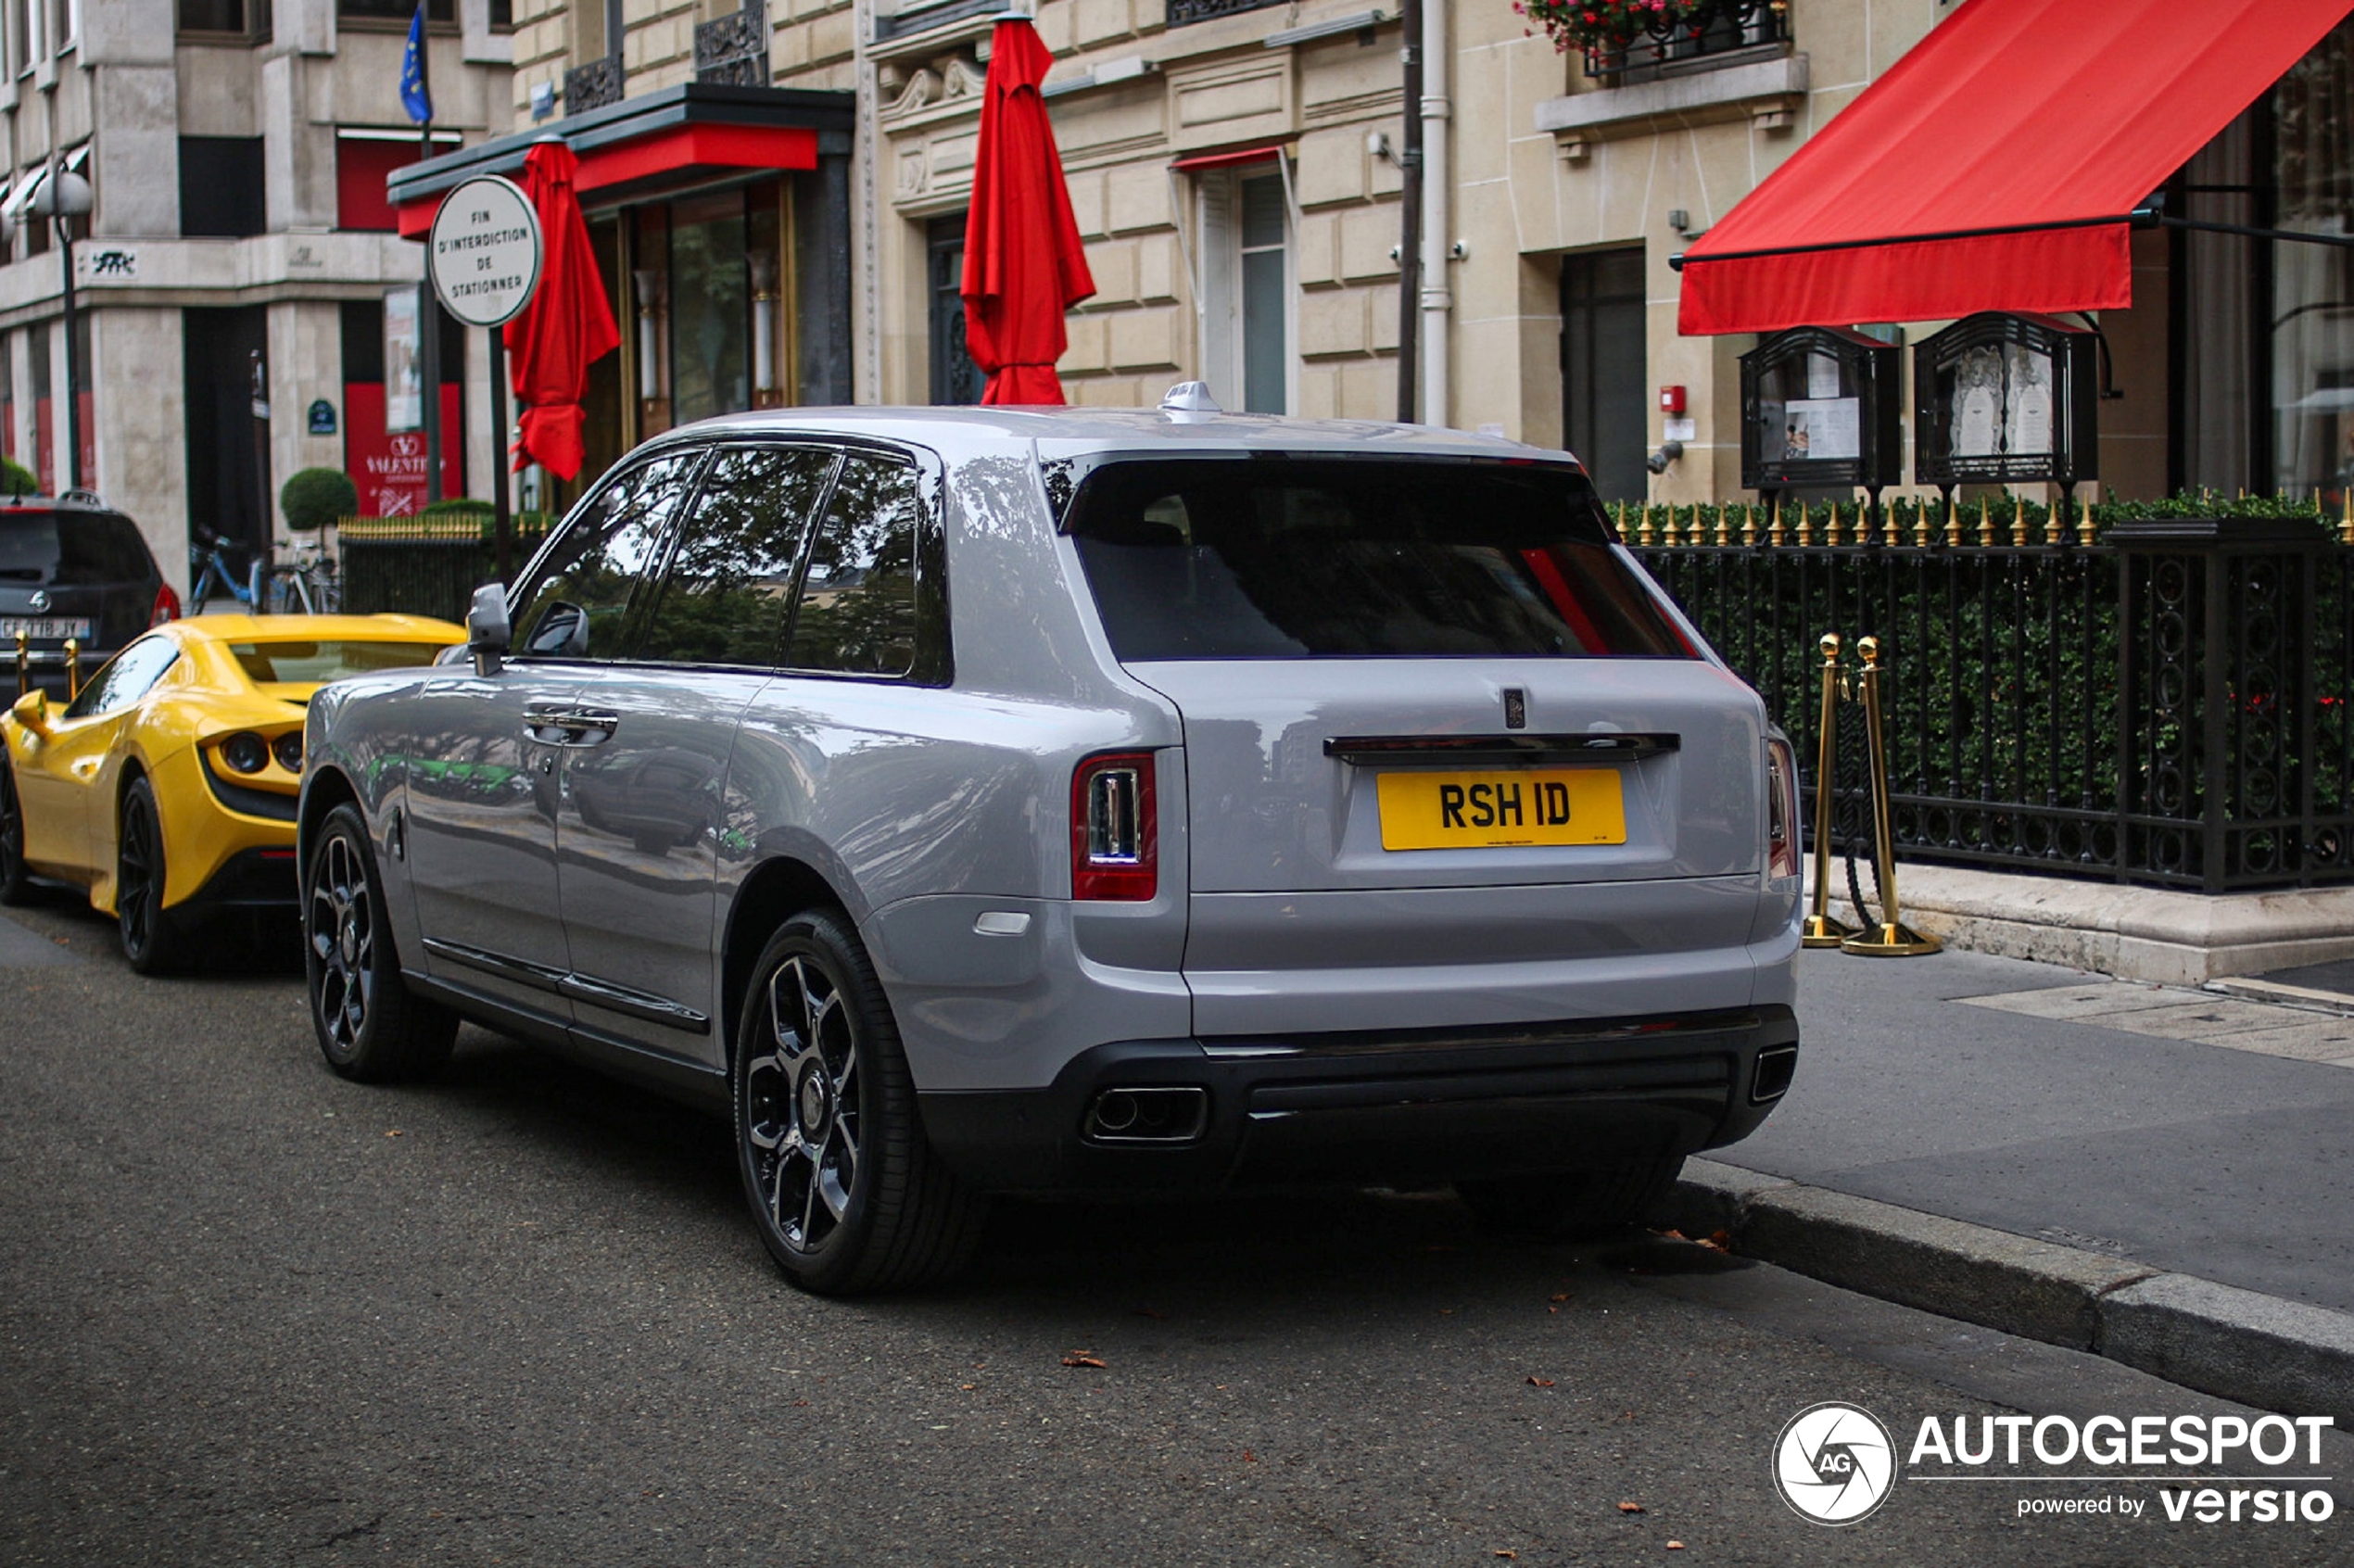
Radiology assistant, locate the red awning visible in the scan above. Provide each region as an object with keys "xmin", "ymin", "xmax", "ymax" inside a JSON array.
[
  {"xmin": 395, "ymin": 123, "xmax": 817, "ymax": 237},
  {"xmin": 1677, "ymin": 0, "xmax": 2353, "ymax": 337}
]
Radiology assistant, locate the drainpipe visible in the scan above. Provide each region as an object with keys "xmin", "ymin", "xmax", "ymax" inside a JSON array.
[{"xmin": 1417, "ymin": 0, "xmax": 1450, "ymax": 428}]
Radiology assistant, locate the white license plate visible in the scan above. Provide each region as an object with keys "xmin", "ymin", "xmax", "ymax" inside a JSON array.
[{"xmin": 0, "ymin": 617, "xmax": 92, "ymax": 641}]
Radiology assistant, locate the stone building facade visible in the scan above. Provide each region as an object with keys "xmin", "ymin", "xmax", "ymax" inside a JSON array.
[{"xmin": 0, "ymin": 0, "xmax": 513, "ymax": 588}]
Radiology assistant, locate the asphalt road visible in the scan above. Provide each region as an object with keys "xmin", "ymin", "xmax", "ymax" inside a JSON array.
[{"xmin": 2, "ymin": 896, "xmax": 2346, "ymax": 1567}]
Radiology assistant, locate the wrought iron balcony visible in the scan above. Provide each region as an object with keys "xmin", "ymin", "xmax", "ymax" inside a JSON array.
[
  {"xmin": 696, "ymin": 2, "xmax": 769, "ymax": 86},
  {"xmin": 1168, "ymin": 0, "xmax": 1285, "ymax": 30},
  {"xmin": 563, "ymin": 56, "xmax": 625, "ymax": 115},
  {"xmin": 1584, "ymin": 0, "xmax": 1788, "ymax": 83}
]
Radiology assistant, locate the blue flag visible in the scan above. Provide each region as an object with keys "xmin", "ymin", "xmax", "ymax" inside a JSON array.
[{"xmin": 400, "ymin": 2, "xmax": 433, "ymax": 125}]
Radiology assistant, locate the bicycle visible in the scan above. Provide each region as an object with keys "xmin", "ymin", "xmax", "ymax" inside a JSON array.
[
  {"xmin": 188, "ymin": 528, "xmax": 261, "ymax": 614},
  {"xmin": 188, "ymin": 529, "xmax": 339, "ymax": 615}
]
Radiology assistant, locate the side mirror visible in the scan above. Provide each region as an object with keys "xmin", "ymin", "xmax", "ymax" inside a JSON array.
[
  {"xmin": 467, "ymin": 582, "xmax": 512, "ymax": 677},
  {"xmin": 10, "ymin": 688, "xmax": 50, "ymax": 738}
]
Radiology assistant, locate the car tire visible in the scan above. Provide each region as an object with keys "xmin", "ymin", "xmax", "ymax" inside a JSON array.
[
  {"xmin": 1456, "ymin": 1152, "xmax": 1688, "ymax": 1238},
  {"xmin": 304, "ymin": 802, "xmax": 457, "ymax": 1081},
  {"xmin": 733, "ymin": 908, "xmax": 988, "ymax": 1296},
  {"xmin": 0, "ymin": 756, "xmax": 32, "ymax": 905},
  {"xmin": 116, "ymin": 778, "xmax": 186, "ymax": 974}
]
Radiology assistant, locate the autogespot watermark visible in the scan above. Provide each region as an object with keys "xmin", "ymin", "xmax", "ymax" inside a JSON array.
[
  {"xmin": 1774, "ymin": 1403, "xmax": 1898, "ymax": 1524},
  {"xmin": 1775, "ymin": 1407, "xmax": 2339, "ymax": 1528}
]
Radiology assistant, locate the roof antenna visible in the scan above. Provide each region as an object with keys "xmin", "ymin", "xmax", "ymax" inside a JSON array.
[{"xmin": 1158, "ymin": 381, "xmax": 1221, "ymax": 423}]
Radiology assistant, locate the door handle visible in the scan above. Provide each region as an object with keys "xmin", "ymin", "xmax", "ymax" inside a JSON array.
[{"xmin": 521, "ymin": 708, "xmax": 620, "ymax": 746}]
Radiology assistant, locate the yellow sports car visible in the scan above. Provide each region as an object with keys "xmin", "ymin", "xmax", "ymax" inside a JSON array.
[{"xmin": 0, "ymin": 613, "xmax": 464, "ymax": 970}]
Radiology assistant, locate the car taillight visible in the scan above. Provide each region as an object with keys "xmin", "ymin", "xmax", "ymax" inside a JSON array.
[
  {"xmin": 1766, "ymin": 736, "xmax": 1800, "ymax": 881},
  {"xmin": 150, "ymin": 583, "xmax": 181, "ymax": 626},
  {"xmin": 1071, "ymin": 751, "xmax": 1157, "ymax": 901}
]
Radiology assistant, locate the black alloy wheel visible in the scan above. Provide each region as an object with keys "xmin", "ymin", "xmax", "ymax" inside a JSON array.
[
  {"xmin": 734, "ymin": 909, "xmax": 987, "ymax": 1295},
  {"xmin": 0, "ymin": 757, "xmax": 30, "ymax": 904},
  {"xmin": 116, "ymin": 778, "xmax": 182, "ymax": 973},
  {"xmin": 304, "ymin": 803, "xmax": 456, "ymax": 1081}
]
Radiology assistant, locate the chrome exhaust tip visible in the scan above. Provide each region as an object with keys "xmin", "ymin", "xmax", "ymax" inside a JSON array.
[{"xmin": 1084, "ymin": 1086, "xmax": 1209, "ymax": 1144}]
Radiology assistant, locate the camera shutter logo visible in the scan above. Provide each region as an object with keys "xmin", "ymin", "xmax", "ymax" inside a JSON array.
[{"xmin": 1773, "ymin": 1402, "xmax": 1897, "ymax": 1524}]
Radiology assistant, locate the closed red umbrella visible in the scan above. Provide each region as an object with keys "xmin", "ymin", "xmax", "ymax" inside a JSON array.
[
  {"xmin": 504, "ymin": 139, "xmax": 620, "ymax": 481},
  {"xmin": 961, "ymin": 19, "xmax": 1095, "ymax": 405}
]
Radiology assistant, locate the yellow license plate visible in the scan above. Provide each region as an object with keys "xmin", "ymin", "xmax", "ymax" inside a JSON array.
[{"xmin": 1375, "ymin": 767, "xmax": 1626, "ymax": 851}]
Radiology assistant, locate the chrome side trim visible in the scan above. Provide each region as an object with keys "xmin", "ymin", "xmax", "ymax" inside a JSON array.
[
  {"xmin": 421, "ymin": 936, "xmax": 711, "ymax": 1032},
  {"xmin": 558, "ymin": 970, "xmax": 711, "ymax": 1032},
  {"xmin": 421, "ymin": 937, "xmax": 569, "ymax": 993}
]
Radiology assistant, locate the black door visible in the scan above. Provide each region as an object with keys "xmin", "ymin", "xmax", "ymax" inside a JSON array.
[
  {"xmin": 1560, "ymin": 248, "xmax": 1648, "ymax": 502},
  {"xmin": 183, "ymin": 306, "xmax": 269, "ymax": 552},
  {"xmin": 928, "ymin": 216, "xmax": 986, "ymax": 406}
]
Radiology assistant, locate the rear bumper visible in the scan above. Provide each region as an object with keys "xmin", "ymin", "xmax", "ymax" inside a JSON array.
[{"xmin": 918, "ymin": 1004, "xmax": 1796, "ymax": 1197}]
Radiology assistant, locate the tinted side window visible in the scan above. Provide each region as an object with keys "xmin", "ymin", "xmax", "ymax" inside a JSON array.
[
  {"xmin": 65, "ymin": 636, "xmax": 179, "ymax": 719},
  {"xmin": 512, "ymin": 451, "xmax": 704, "ymax": 661},
  {"xmin": 784, "ymin": 455, "xmax": 919, "ymax": 677},
  {"xmin": 635, "ymin": 447, "xmax": 837, "ymax": 667}
]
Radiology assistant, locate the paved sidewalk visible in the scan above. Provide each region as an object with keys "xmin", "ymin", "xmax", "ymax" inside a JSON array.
[{"xmin": 1733, "ymin": 947, "xmax": 2354, "ymax": 1318}]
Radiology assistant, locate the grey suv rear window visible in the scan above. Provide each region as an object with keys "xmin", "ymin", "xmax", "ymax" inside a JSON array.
[{"xmin": 1068, "ymin": 459, "xmax": 1689, "ymax": 661}]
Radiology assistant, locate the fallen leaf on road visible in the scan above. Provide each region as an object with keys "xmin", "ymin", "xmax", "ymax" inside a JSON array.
[
  {"xmin": 384, "ymin": 1130, "xmax": 404, "ymax": 1138},
  {"xmin": 1666, "ymin": 1543, "xmax": 1685, "ymax": 1550},
  {"xmin": 959, "ymin": 1384, "xmax": 976, "ymax": 1391},
  {"xmin": 1655, "ymin": 1228, "xmax": 1687, "ymax": 1242},
  {"xmin": 1702, "ymin": 1230, "xmax": 1732, "ymax": 1252},
  {"xmin": 1618, "ymin": 1501, "xmax": 1645, "ymax": 1513},
  {"xmin": 1549, "ymin": 1292, "xmax": 1570, "ymax": 1303},
  {"xmin": 1060, "ymin": 1353, "xmax": 1106, "ymax": 1369},
  {"xmin": 1243, "ymin": 1449, "xmax": 1257, "ymax": 1462},
  {"xmin": 1526, "ymin": 1376, "xmax": 1555, "ymax": 1387},
  {"xmin": 1494, "ymin": 1551, "xmax": 1518, "ymax": 1560},
  {"xmin": 1439, "ymin": 1308, "xmax": 1456, "ymax": 1316}
]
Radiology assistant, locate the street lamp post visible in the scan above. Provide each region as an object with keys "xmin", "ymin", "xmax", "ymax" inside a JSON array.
[{"xmin": 29, "ymin": 162, "xmax": 95, "ymax": 493}]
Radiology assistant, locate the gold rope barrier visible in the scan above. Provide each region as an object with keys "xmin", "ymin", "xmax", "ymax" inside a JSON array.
[{"xmin": 1840, "ymin": 635, "xmax": 1942, "ymax": 957}]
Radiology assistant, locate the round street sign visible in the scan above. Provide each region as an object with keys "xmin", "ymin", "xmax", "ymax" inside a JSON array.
[{"xmin": 428, "ymin": 175, "xmax": 542, "ymax": 328}]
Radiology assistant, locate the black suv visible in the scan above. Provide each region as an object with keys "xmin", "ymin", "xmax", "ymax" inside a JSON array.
[{"xmin": 0, "ymin": 493, "xmax": 171, "ymax": 700}]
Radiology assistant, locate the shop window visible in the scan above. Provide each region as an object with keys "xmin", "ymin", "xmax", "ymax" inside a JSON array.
[
  {"xmin": 1560, "ymin": 247, "xmax": 1647, "ymax": 503},
  {"xmin": 927, "ymin": 216, "xmax": 983, "ymax": 406},
  {"xmin": 2170, "ymin": 16, "xmax": 2354, "ymax": 502},
  {"xmin": 1196, "ymin": 168, "xmax": 1291, "ymax": 415},
  {"xmin": 626, "ymin": 183, "xmax": 795, "ymax": 441},
  {"xmin": 180, "ymin": 137, "xmax": 267, "ymax": 237}
]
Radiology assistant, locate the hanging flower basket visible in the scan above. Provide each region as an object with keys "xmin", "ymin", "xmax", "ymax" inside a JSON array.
[{"xmin": 1516, "ymin": 0, "xmax": 1787, "ymax": 63}]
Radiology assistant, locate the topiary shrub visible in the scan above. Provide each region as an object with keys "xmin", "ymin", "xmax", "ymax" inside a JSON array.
[
  {"xmin": 0, "ymin": 457, "xmax": 34, "ymax": 496},
  {"xmin": 282, "ymin": 466, "xmax": 360, "ymax": 534}
]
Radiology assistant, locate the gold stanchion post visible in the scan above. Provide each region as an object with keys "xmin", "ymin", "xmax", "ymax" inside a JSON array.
[
  {"xmin": 1841, "ymin": 635, "xmax": 1942, "ymax": 957},
  {"xmin": 13, "ymin": 630, "xmax": 25, "ymax": 699},
  {"xmin": 63, "ymin": 639, "xmax": 80, "ymax": 702},
  {"xmin": 1802, "ymin": 633, "xmax": 1856, "ymax": 949}
]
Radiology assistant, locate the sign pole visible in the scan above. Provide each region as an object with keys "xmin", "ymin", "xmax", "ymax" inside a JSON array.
[{"xmin": 489, "ymin": 326, "xmax": 511, "ymax": 582}]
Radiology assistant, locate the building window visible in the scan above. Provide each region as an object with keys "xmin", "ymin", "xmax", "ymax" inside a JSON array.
[
  {"xmin": 179, "ymin": 137, "xmax": 267, "ymax": 237},
  {"xmin": 336, "ymin": 0, "xmax": 452, "ymax": 20},
  {"xmin": 334, "ymin": 133, "xmax": 450, "ymax": 232},
  {"xmin": 1559, "ymin": 247, "xmax": 1647, "ymax": 502},
  {"xmin": 927, "ymin": 215, "xmax": 983, "ymax": 406},
  {"xmin": 1196, "ymin": 167, "xmax": 1291, "ymax": 415}
]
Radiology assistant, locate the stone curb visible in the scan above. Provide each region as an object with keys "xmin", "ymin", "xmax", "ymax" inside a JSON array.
[{"xmin": 1661, "ymin": 1158, "xmax": 2354, "ymax": 1419}]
